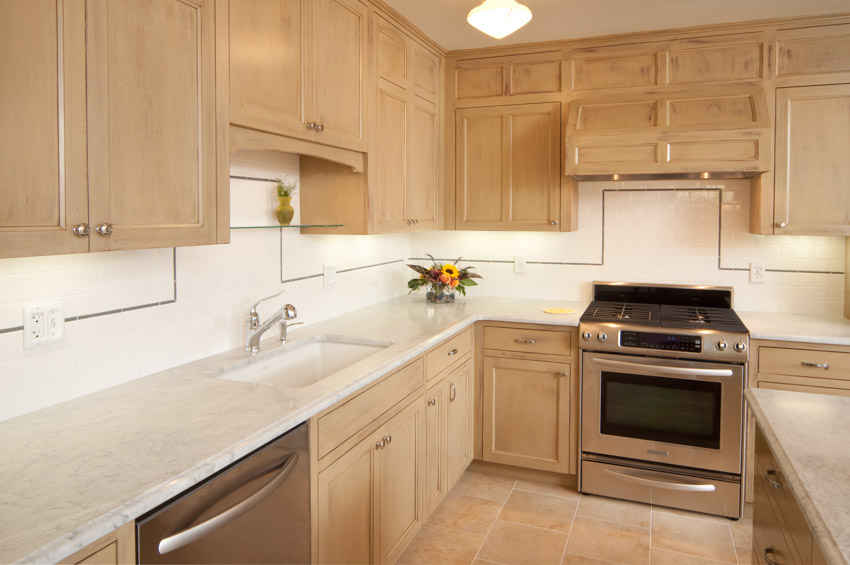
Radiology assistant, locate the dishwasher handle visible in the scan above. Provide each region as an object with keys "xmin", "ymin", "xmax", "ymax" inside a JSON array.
[{"xmin": 158, "ymin": 450, "xmax": 299, "ymax": 555}]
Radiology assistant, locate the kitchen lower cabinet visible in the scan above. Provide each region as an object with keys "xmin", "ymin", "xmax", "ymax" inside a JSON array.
[
  {"xmin": 424, "ymin": 376, "xmax": 448, "ymax": 519},
  {"xmin": 0, "ymin": 0, "xmax": 229, "ymax": 258},
  {"xmin": 482, "ymin": 356, "xmax": 572, "ymax": 473},
  {"xmin": 60, "ymin": 522, "xmax": 134, "ymax": 565},
  {"xmin": 316, "ymin": 397, "xmax": 424, "ymax": 565},
  {"xmin": 446, "ymin": 359, "xmax": 474, "ymax": 488},
  {"xmin": 753, "ymin": 340, "xmax": 850, "ymax": 396}
]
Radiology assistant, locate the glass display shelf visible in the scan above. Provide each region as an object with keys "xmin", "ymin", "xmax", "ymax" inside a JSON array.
[{"xmin": 230, "ymin": 224, "xmax": 343, "ymax": 230}]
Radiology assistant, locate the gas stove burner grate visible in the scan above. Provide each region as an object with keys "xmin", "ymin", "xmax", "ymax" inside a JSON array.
[
  {"xmin": 583, "ymin": 302, "xmax": 659, "ymax": 325},
  {"xmin": 659, "ymin": 305, "xmax": 747, "ymax": 333}
]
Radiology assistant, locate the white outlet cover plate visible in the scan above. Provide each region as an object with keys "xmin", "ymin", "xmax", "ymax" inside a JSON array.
[
  {"xmin": 749, "ymin": 260, "xmax": 766, "ymax": 283},
  {"xmin": 323, "ymin": 264, "xmax": 337, "ymax": 286},
  {"xmin": 23, "ymin": 302, "xmax": 65, "ymax": 349},
  {"xmin": 514, "ymin": 256, "xmax": 528, "ymax": 273}
]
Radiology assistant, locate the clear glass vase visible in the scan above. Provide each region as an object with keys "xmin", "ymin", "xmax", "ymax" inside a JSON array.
[{"xmin": 425, "ymin": 284, "xmax": 455, "ymax": 303}]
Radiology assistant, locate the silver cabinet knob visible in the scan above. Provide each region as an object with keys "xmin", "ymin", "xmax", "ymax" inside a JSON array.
[
  {"xmin": 550, "ymin": 220, "xmax": 558, "ymax": 225},
  {"xmin": 72, "ymin": 223, "xmax": 90, "ymax": 237},
  {"xmin": 315, "ymin": 123, "xmax": 324, "ymax": 132},
  {"xmin": 597, "ymin": 333, "xmax": 607, "ymax": 342},
  {"xmin": 734, "ymin": 342, "xmax": 747, "ymax": 353},
  {"xmin": 428, "ymin": 398, "xmax": 437, "ymax": 406},
  {"xmin": 95, "ymin": 223, "xmax": 113, "ymax": 237},
  {"xmin": 559, "ymin": 371, "xmax": 569, "ymax": 377},
  {"xmin": 376, "ymin": 439, "xmax": 386, "ymax": 450},
  {"xmin": 384, "ymin": 434, "xmax": 392, "ymax": 444},
  {"xmin": 716, "ymin": 340, "xmax": 728, "ymax": 351},
  {"xmin": 581, "ymin": 331, "xmax": 592, "ymax": 341},
  {"xmin": 306, "ymin": 121, "xmax": 316, "ymax": 130},
  {"xmin": 776, "ymin": 222, "xmax": 787, "ymax": 228}
]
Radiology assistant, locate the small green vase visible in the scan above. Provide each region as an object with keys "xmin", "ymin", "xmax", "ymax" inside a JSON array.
[{"xmin": 275, "ymin": 195, "xmax": 295, "ymax": 225}]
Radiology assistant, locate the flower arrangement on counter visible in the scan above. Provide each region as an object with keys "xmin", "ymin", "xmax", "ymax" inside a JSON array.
[{"xmin": 406, "ymin": 255, "xmax": 483, "ymax": 303}]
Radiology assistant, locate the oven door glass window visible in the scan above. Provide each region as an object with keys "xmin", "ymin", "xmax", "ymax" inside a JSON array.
[{"xmin": 600, "ymin": 371, "xmax": 722, "ymax": 449}]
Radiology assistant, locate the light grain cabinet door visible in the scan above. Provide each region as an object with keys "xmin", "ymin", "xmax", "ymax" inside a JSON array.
[
  {"xmin": 230, "ymin": 0, "xmax": 309, "ymax": 141},
  {"xmin": 482, "ymin": 356, "xmax": 571, "ymax": 473},
  {"xmin": 424, "ymin": 377, "xmax": 448, "ymax": 519},
  {"xmin": 0, "ymin": 0, "xmax": 89, "ymax": 258},
  {"xmin": 374, "ymin": 81, "xmax": 410, "ymax": 234},
  {"xmin": 456, "ymin": 103, "xmax": 561, "ymax": 231},
  {"xmin": 86, "ymin": 0, "xmax": 220, "ymax": 251},
  {"xmin": 409, "ymin": 100, "xmax": 440, "ymax": 231},
  {"xmin": 446, "ymin": 358, "xmax": 474, "ymax": 488},
  {"xmin": 774, "ymin": 84, "xmax": 850, "ymax": 235},
  {"xmin": 311, "ymin": 0, "xmax": 368, "ymax": 152},
  {"xmin": 317, "ymin": 434, "xmax": 375, "ymax": 565},
  {"xmin": 377, "ymin": 399, "xmax": 424, "ymax": 565}
]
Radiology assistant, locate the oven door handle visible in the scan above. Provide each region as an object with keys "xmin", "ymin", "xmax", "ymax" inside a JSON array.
[
  {"xmin": 593, "ymin": 358, "xmax": 734, "ymax": 378},
  {"xmin": 603, "ymin": 468, "xmax": 716, "ymax": 492}
]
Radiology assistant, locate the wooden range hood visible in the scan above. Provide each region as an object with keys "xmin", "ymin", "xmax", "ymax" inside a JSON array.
[{"xmin": 564, "ymin": 87, "xmax": 771, "ymax": 180}]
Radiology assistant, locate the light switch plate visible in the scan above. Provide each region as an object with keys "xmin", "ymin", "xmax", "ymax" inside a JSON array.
[{"xmin": 23, "ymin": 302, "xmax": 65, "ymax": 349}]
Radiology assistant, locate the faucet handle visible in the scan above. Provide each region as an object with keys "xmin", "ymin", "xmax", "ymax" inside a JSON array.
[{"xmin": 250, "ymin": 288, "xmax": 286, "ymax": 313}]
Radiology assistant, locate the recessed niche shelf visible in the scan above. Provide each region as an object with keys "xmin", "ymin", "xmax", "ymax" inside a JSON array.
[{"xmin": 230, "ymin": 224, "xmax": 343, "ymax": 230}]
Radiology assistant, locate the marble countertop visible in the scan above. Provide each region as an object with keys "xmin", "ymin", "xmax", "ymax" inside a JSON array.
[
  {"xmin": 741, "ymin": 311, "xmax": 850, "ymax": 346},
  {"xmin": 746, "ymin": 388, "xmax": 850, "ymax": 565},
  {"xmin": 0, "ymin": 296, "xmax": 584, "ymax": 564}
]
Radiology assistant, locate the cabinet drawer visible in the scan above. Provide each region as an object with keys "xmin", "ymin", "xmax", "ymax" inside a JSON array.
[
  {"xmin": 759, "ymin": 346, "xmax": 850, "ymax": 379},
  {"xmin": 426, "ymin": 329, "xmax": 472, "ymax": 380},
  {"xmin": 317, "ymin": 357, "xmax": 424, "ymax": 459},
  {"xmin": 483, "ymin": 326, "xmax": 571, "ymax": 357},
  {"xmin": 754, "ymin": 463, "xmax": 800, "ymax": 565},
  {"xmin": 755, "ymin": 427, "xmax": 812, "ymax": 563}
]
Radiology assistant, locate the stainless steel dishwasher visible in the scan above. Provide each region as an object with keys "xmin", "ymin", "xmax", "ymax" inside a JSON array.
[{"xmin": 137, "ymin": 423, "xmax": 309, "ymax": 564}]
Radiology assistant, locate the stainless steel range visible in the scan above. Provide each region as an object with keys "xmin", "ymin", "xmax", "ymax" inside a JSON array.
[{"xmin": 579, "ymin": 282, "xmax": 748, "ymax": 519}]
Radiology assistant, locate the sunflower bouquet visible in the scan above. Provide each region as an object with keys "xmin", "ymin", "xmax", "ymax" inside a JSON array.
[{"xmin": 406, "ymin": 255, "xmax": 483, "ymax": 303}]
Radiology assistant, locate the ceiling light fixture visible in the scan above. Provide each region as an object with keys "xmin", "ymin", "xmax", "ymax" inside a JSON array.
[{"xmin": 467, "ymin": 0, "xmax": 532, "ymax": 40}]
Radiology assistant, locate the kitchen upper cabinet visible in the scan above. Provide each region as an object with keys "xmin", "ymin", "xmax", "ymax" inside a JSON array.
[
  {"xmin": 770, "ymin": 84, "xmax": 850, "ymax": 235},
  {"xmin": 230, "ymin": 0, "xmax": 367, "ymax": 152},
  {"xmin": 0, "ymin": 0, "xmax": 228, "ymax": 258},
  {"xmin": 453, "ymin": 51, "xmax": 563, "ymax": 105},
  {"xmin": 455, "ymin": 103, "xmax": 562, "ymax": 231},
  {"xmin": 301, "ymin": 13, "xmax": 443, "ymax": 234}
]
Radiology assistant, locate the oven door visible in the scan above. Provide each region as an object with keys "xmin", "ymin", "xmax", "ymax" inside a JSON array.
[{"xmin": 581, "ymin": 352, "xmax": 744, "ymax": 475}]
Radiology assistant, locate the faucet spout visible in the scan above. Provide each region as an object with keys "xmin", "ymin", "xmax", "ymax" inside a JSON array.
[{"xmin": 245, "ymin": 298, "xmax": 299, "ymax": 353}]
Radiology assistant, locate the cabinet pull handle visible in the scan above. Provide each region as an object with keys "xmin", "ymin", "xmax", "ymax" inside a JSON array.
[
  {"xmin": 763, "ymin": 548, "xmax": 779, "ymax": 565},
  {"xmin": 801, "ymin": 361, "xmax": 829, "ymax": 369},
  {"xmin": 550, "ymin": 220, "xmax": 558, "ymax": 225},
  {"xmin": 316, "ymin": 123, "xmax": 324, "ymax": 132},
  {"xmin": 376, "ymin": 439, "xmax": 386, "ymax": 450},
  {"xmin": 95, "ymin": 223, "xmax": 113, "ymax": 237},
  {"xmin": 447, "ymin": 348, "xmax": 458, "ymax": 356},
  {"xmin": 776, "ymin": 222, "xmax": 787, "ymax": 228},
  {"xmin": 516, "ymin": 338, "xmax": 536, "ymax": 344},
  {"xmin": 428, "ymin": 398, "xmax": 437, "ymax": 406},
  {"xmin": 72, "ymin": 223, "xmax": 90, "ymax": 237},
  {"xmin": 764, "ymin": 469, "xmax": 783, "ymax": 490},
  {"xmin": 385, "ymin": 435, "xmax": 392, "ymax": 444},
  {"xmin": 450, "ymin": 383, "xmax": 457, "ymax": 402},
  {"xmin": 559, "ymin": 371, "xmax": 569, "ymax": 377}
]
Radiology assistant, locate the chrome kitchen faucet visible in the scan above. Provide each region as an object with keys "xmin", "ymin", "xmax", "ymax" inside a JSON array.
[{"xmin": 245, "ymin": 289, "xmax": 302, "ymax": 353}]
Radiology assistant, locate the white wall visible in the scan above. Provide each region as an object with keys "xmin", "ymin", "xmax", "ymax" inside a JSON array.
[{"xmin": 0, "ymin": 163, "xmax": 845, "ymax": 423}]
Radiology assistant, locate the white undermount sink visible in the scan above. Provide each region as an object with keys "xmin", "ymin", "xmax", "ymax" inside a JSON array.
[{"xmin": 214, "ymin": 335, "xmax": 395, "ymax": 388}]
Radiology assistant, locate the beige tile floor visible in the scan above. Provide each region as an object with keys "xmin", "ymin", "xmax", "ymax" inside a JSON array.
[{"xmin": 399, "ymin": 470, "xmax": 753, "ymax": 565}]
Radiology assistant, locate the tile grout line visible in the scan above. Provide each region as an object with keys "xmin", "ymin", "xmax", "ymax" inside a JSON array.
[
  {"xmin": 649, "ymin": 501, "xmax": 653, "ymax": 565},
  {"xmin": 470, "ymin": 478, "xmax": 518, "ymax": 564},
  {"xmin": 557, "ymin": 490, "xmax": 581, "ymax": 565}
]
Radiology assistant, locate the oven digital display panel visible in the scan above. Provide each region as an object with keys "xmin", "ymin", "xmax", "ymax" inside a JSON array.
[{"xmin": 620, "ymin": 331, "xmax": 701, "ymax": 353}]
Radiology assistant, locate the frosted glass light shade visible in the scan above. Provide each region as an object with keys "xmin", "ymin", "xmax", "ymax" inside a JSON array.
[{"xmin": 467, "ymin": 0, "xmax": 532, "ymax": 39}]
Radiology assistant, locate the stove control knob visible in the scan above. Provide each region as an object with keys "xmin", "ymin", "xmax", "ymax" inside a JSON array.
[
  {"xmin": 716, "ymin": 340, "xmax": 728, "ymax": 351},
  {"xmin": 734, "ymin": 342, "xmax": 747, "ymax": 353},
  {"xmin": 582, "ymin": 331, "xmax": 592, "ymax": 341},
  {"xmin": 597, "ymin": 333, "xmax": 608, "ymax": 343}
]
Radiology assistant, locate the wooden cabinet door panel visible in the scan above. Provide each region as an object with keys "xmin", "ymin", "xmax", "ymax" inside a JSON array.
[
  {"xmin": 373, "ymin": 83, "xmax": 409, "ymax": 234},
  {"xmin": 413, "ymin": 44, "xmax": 440, "ymax": 104},
  {"xmin": 377, "ymin": 400, "xmax": 423, "ymax": 565},
  {"xmin": 447, "ymin": 359, "xmax": 474, "ymax": 488},
  {"xmin": 0, "ymin": 0, "xmax": 88, "ymax": 258},
  {"xmin": 375, "ymin": 15, "xmax": 409, "ymax": 91},
  {"xmin": 312, "ymin": 0, "xmax": 367, "ymax": 152},
  {"xmin": 230, "ymin": 0, "xmax": 309, "ymax": 141},
  {"xmin": 409, "ymin": 101, "xmax": 440, "ymax": 230},
  {"xmin": 775, "ymin": 84, "xmax": 850, "ymax": 235},
  {"xmin": 456, "ymin": 108, "xmax": 506, "ymax": 228},
  {"xmin": 317, "ymin": 435, "xmax": 375, "ymax": 565},
  {"xmin": 424, "ymin": 379, "xmax": 447, "ymax": 519},
  {"xmin": 506, "ymin": 104, "xmax": 560, "ymax": 229},
  {"xmin": 86, "ymin": 0, "xmax": 219, "ymax": 251},
  {"xmin": 482, "ymin": 356, "xmax": 570, "ymax": 472}
]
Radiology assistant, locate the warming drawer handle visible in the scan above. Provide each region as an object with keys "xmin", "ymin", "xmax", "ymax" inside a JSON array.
[
  {"xmin": 158, "ymin": 451, "xmax": 299, "ymax": 555},
  {"xmin": 602, "ymin": 468, "xmax": 716, "ymax": 493},
  {"xmin": 593, "ymin": 358, "xmax": 734, "ymax": 378}
]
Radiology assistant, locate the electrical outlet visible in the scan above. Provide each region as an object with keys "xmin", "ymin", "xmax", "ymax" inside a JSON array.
[
  {"xmin": 749, "ymin": 260, "xmax": 766, "ymax": 283},
  {"xmin": 323, "ymin": 263, "xmax": 337, "ymax": 286},
  {"xmin": 514, "ymin": 256, "xmax": 528, "ymax": 273},
  {"xmin": 23, "ymin": 302, "xmax": 65, "ymax": 349}
]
